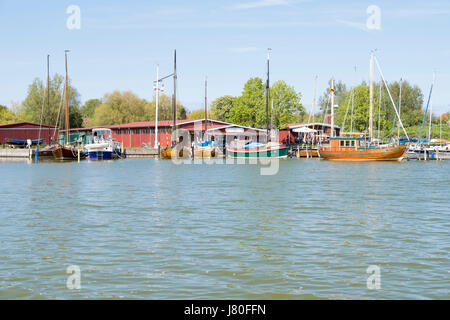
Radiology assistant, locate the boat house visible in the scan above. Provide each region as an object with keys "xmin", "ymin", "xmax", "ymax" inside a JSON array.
[
  {"xmin": 62, "ymin": 119, "xmax": 266, "ymax": 148},
  {"xmin": 0, "ymin": 122, "xmax": 59, "ymax": 145}
]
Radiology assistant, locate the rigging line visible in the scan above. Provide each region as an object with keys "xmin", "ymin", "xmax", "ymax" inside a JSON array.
[
  {"xmin": 53, "ymin": 80, "xmax": 65, "ymax": 140},
  {"xmin": 374, "ymin": 55, "xmax": 409, "ymax": 141},
  {"xmin": 341, "ymin": 87, "xmax": 353, "ymax": 132},
  {"xmin": 417, "ymin": 73, "xmax": 435, "ymax": 147},
  {"xmin": 350, "ymin": 88, "xmax": 355, "ymax": 133},
  {"xmin": 378, "ymin": 80, "xmax": 382, "ymax": 140},
  {"xmin": 37, "ymin": 62, "xmax": 47, "ymax": 144}
]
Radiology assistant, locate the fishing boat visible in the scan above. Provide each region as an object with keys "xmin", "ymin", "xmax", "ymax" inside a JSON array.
[
  {"xmin": 160, "ymin": 50, "xmax": 191, "ymax": 160},
  {"xmin": 53, "ymin": 50, "xmax": 86, "ymax": 161},
  {"xmin": 193, "ymin": 77, "xmax": 220, "ymax": 159},
  {"xmin": 226, "ymin": 49, "xmax": 289, "ymax": 159},
  {"xmin": 227, "ymin": 141, "xmax": 289, "ymax": 158},
  {"xmin": 85, "ymin": 128, "xmax": 121, "ymax": 160},
  {"xmin": 318, "ymin": 52, "xmax": 408, "ymax": 161},
  {"xmin": 5, "ymin": 138, "xmax": 43, "ymax": 148}
]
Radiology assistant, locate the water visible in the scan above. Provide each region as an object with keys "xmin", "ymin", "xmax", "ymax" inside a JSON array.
[{"xmin": 0, "ymin": 158, "xmax": 448, "ymax": 299}]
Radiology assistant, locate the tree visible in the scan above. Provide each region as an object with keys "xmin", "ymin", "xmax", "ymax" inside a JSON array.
[
  {"xmin": 335, "ymin": 84, "xmax": 386, "ymax": 135},
  {"xmin": 270, "ymin": 80, "xmax": 305, "ymax": 128},
  {"xmin": 88, "ymin": 92, "xmax": 187, "ymax": 126},
  {"xmin": 0, "ymin": 105, "xmax": 17, "ymax": 124},
  {"xmin": 229, "ymin": 78, "xmax": 265, "ymax": 128},
  {"xmin": 210, "ymin": 95, "xmax": 235, "ymax": 122},
  {"xmin": 318, "ymin": 80, "xmax": 348, "ymax": 114},
  {"xmin": 187, "ymin": 109, "xmax": 207, "ymax": 120},
  {"xmin": 88, "ymin": 91, "xmax": 148, "ymax": 126},
  {"xmin": 146, "ymin": 94, "xmax": 187, "ymax": 121},
  {"xmin": 81, "ymin": 99, "xmax": 101, "ymax": 118},
  {"xmin": 383, "ymin": 80, "xmax": 423, "ymax": 129},
  {"xmin": 21, "ymin": 74, "xmax": 83, "ymax": 129}
]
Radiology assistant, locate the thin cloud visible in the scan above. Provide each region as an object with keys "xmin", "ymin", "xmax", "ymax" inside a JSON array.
[
  {"xmin": 336, "ymin": 19, "xmax": 368, "ymax": 31},
  {"xmin": 233, "ymin": 0, "xmax": 289, "ymax": 10},
  {"xmin": 228, "ymin": 47, "xmax": 259, "ymax": 53}
]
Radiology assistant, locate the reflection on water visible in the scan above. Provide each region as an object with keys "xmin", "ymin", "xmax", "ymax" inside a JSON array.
[{"xmin": 0, "ymin": 159, "xmax": 448, "ymax": 299}]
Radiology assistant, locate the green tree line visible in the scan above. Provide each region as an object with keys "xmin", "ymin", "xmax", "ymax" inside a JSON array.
[{"xmin": 2, "ymin": 74, "xmax": 449, "ymax": 140}]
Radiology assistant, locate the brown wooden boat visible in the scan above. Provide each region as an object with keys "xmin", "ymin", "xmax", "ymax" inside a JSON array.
[
  {"xmin": 318, "ymin": 137, "xmax": 407, "ymax": 161},
  {"xmin": 38, "ymin": 144, "xmax": 59, "ymax": 157},
  {"xmin": 52, "ymin": 144, "xmax": 86, "ymax": 160}
]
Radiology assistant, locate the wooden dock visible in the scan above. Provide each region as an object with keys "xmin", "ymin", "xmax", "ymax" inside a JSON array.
[
  {"xmin": 124, "ymin": 148, "xmax": 159, "ymax": 158},
  {"xmin": 0, "ymin": 148, "xmax": 33, "ymax": 158}
]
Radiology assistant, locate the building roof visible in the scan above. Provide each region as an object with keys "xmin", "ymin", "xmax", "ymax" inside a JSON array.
[
  {"xmin": 0, "ymin": 121, "xmax": 58, "ymax": 129},
  {"xmin": 63, "ymin": 119, "xmax": 232, "ymax": 132},
  {"xmin": 286, "ymin": 122, "xmax": 341, "ymax": 129}
]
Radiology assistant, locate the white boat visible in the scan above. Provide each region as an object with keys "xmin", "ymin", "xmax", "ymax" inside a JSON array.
[{"xmin": 85, "ymin": 128, "xmax": 121, "ymax": 160}]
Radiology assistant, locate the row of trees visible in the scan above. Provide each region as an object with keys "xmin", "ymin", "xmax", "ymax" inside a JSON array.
[
  {"xmin": 3, "ymin": 74, "xmax": 188, "ymax": 129},
  {"xmin": 200, "ymin": 78, "xmax": 306, "ymax": 129},
  {"xmin": 2, "ymin": 74, "xmax": 448, "ymax": 140},
  {"xmin": 316, "ymin": 79, "xmax": 447, "ymax": 138}
]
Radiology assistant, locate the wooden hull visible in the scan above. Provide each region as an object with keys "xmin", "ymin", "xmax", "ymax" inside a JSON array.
[
  {"xmin": 160, "ymin": 146, "xmax": 190, "ymax": 159},
  {"xmin": 318, "ymin": 145, "xmax": 407, "ymax": 161},
  {"xmin": 193, "ymin": 146, "xmax": 218, "ymax": 159},
  {"xmin": 298, "ymin": 149, "xmax": 319, "ymax": 158},
  {"xmin": 38, "ymin": 144, "xmax": 59, "ymax": 158},
  {"xmin": 226, "ymin": 144, "xmax": 289, "ymax": 159},
  {"xmin": 52, "ymin": 145, "xmax": 86, "ymax": 160}
]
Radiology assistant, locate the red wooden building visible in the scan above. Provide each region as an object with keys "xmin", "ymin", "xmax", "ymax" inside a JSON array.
[
  {"xmin": 65, "ymin": 119, "xmax": 266, "ymax": 148},
  {"xmin": 0, "ymin": 122, "xmax": 59, "ymax": 145}
]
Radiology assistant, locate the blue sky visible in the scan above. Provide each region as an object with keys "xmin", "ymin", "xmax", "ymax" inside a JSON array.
[{"xmin": 1, "ymin": 0, "xmax": 450, "ymax": 115}]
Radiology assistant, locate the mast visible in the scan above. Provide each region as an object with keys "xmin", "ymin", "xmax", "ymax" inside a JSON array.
[
  {"xmin": 271, "ymin": 99, "xmax": 274, "ymax": 131},
  {"xmin": 369, "ymin": 52, "xmax": 374, "ymax": 141},
  {"xmin": 155, "ymin": 63, "xmax": 159, "ymax": 148},
  {"xmin": 330, "ymin": 79, "xmax": 335, "ymax": 137},
  {"xmin": 64, "ymin": 50, "xmax": 70, "ymax": 144},
  {"xmin": 46, "ymin": 54, "xmax": 50, "ymax": 127},
  {"xmin": 428, "ymin": 73, "xmax": 435, "ymax": 142},
  {"xmin": 378, "ymin": 79, "xmax": 382, "ymax": 140},
  {"xmin": 266, "ymin": 48, "xmax": 271, "ymax": 139},
  {"xmin": 311, "ymin": 76, "xmax": 318, "ymax": 124},
  {"xmin": 397, "ymin": 78, "xmax": 402, "ymax": 138},
  {"xmin": 172, "ymin": 49, "xmax": 177, "ymax": 144},
  {"xmin": 205, "ymin": 76, "xmax": 208, "ymax": 134}
]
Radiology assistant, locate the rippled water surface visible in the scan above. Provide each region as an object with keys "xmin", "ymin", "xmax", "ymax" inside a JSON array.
[{"xmin": 0, "ymin": 158, "xmax": 448, "ymax": 299}]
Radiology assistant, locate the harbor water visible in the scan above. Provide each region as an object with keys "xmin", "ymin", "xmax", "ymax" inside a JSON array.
[{"xmin": 0, "ymin": 158, "xmax": 448, "ymax": 299}]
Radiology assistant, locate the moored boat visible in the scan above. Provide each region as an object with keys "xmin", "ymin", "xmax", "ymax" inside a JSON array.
[
  {"xmin": 319, "ymin": 52, "xmax": 408, "ymax": 162},
  {"xmin": 226, "ymin": 141, "xmax": 289, "ymax": 159},
  {"xmin": 52, "ymin": 50, "xmax": 86, "ymax": 161},
  {"xmin": 85, "ymin": 128, "xmax": 120, "ymax": 160},
  {"xmin": 319, "ymin": 137, "xmax": 407, "ymax": 161}
]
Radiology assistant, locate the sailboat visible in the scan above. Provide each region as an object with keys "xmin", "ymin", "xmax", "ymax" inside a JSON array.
[
  {"xmin": 226, "ymin": 49, "xmax": 289, "ymax": 159},
  {"xmin": 160, "ymin": 50, "xmax": 188, "ymax": 159},
  {"xmin": 39, "ymin": 54, "xmax": 60, "ymax": 158},
  {"xmin": 53, "ymin": 50, "xmax": 86, "ymax": 160},
  {"xmin": 193, "ymin": 77, "xmax": 219, "ymax": 158},
  {"xmin": 318, "ymin": 52, "xmax": 407, "ymax": 161}
]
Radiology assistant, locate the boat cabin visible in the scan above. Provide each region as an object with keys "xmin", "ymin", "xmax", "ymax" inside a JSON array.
[
  {"xmin": 328, "ymin": 136, "xmax": 368, "ymax": 151},
  {"xmin": 92, "ymin": 128, "xmax": 112, "ymax": 144}
]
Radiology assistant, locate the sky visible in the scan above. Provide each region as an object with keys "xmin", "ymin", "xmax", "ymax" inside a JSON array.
[{"xmin": 1, "ymin": 0, "xmax": 450, "ymax": 116}]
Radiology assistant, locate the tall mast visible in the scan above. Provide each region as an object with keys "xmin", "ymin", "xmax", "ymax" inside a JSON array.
[
  {"xmin": 172, "ymin": 49, "xmax": 177, "ymax": 144},
  {"xmin": 155, "ymin": 63, "xmax": 159, "ymax": 148},
  {"xmin": 46, "ymin": 54, "xmax": 50, "ymax": 126},
  {"xmin": 397, "ymin": 78, "xmax": 403, "ymax": 138},
  {"xmin": 205, "ymin": 76, "xmax": 208, "ymax": 133},
  {"xmin": 64, "ymin": 50, "xmax": 70, "ymax": 144},
  {"xmin": 369, "ymin": 52, "xmax": 374, "ymax": 141},
  {"xmin": 330, "ymin": 79, "xmax": 335, "ymax": 137},
  {"xmin": 310, "ymin": 75, "xmax": 318, "ymax": 124},
  {"xmin": 271, "ymin": 99, "xmax": 274, "ymax": 131},
  {"xmin": 428, "ymin": 73, "xmax": 435, "ymax": 142},
  {"xmin": 266, "ymin": 48, "xmax": 271, "ymax": 139}
]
